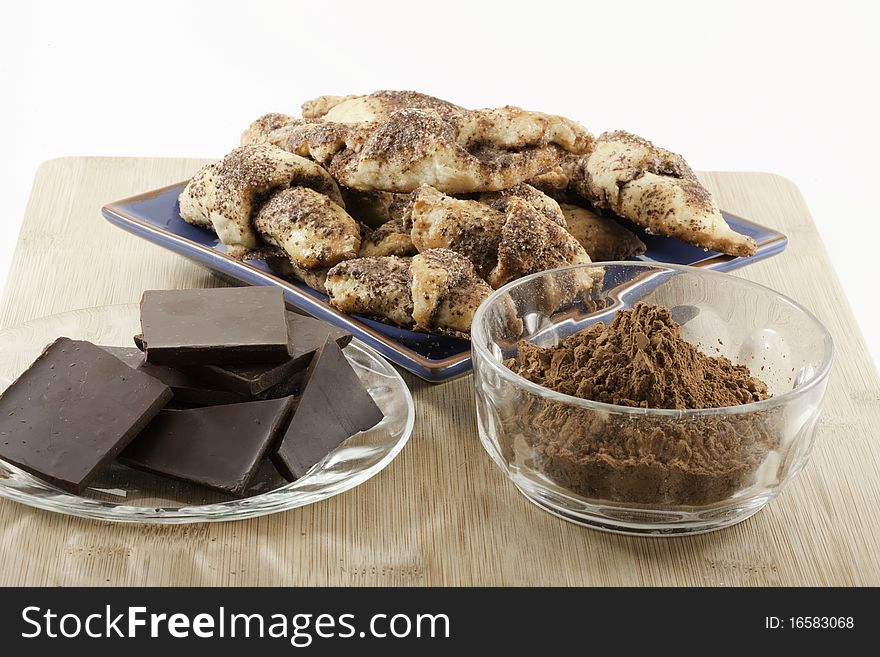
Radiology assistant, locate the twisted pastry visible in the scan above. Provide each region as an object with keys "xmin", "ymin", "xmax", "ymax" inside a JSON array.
[
  {"xmin": 324, "ymin": 256, "xmax": 415, "ymax": 328},
  {"xmin": 409, "ymin": 249, "xmax": 492, "ymax": 336},
  {"xmin": 179, "ymin": 144, "xmax": 361, "ymax": 282},
  {"xmin": 325, "ymin": 249, "xmax": 492, "ymax": 338},
  {"xmin": 339, "ymin": 187, "xmax": 408, "ymax": 228},
  {"xmin": 407, "ymin": 186, "xmax": 507, "ymax": 279},
  {"xmin": 571, "ymin": 131, "xmax": 757, "ymax": 256},
  {"xmin": 478, "ymin": 182, "xmax": 568, "ymax": 226},
  {"xmin": 358, "ymin": 218, "xmax": 416, "ymax": 258},
  {"xmin": 407, "ymin": 184, "xmax": 597, "ymax": 289},
  {"xmin": 525, "ymin": 152, "xmax": 581, "ymax": 198},
  {"xmin": 489, "ymin": 196, "xmax": 594, "ymax": 289},
  {"xmin": 559, "ymin": 203, "xmax": 646, "ymax": 262},
  {"xmin": 252, "ymin": 186, "xmax": 360, "ymax": 270},
  {"xmin": 242, "ymin": 90, "xmax": 593, "ymax": 194},
  {"xmin": 302, "ymin": 90, "xmax": 464, "ymax": 123}
]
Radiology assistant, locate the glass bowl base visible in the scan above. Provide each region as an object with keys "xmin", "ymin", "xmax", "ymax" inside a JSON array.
[{"xmin": 513, "ymin": 481, "xmax": 773, "ymax": 536}]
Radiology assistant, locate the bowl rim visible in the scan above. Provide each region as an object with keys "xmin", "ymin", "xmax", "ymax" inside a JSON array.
[{"xmin": 471, "ymin": 261, "xmax": 835, "ymax": 417}]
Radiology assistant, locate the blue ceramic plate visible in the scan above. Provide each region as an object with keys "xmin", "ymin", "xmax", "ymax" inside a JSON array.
[{"xmin": 102, "ymin": 182, "xmax": 787, "ymax": 382}]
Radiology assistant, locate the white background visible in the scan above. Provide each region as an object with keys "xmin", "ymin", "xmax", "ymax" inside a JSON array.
[{"xmin": 1, "ymin": 0, "xmax": 878, "ymax": 366}]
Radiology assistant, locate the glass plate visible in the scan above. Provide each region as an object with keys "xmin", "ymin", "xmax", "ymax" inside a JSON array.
[{"xmin": 0, "ymin": 304, "xmax": 414, "ymax": 523}]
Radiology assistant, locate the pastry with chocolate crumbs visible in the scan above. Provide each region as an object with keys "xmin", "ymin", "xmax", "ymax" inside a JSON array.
[
  {"xmin": 339, "ymin": 187, "xmax": 409, "ymax": 229},
  {"xmin": 179, "ymin": 91, "xmax": 774, "ymax": 338},
  {"xmin": 302, "ymin": 90, "xmax": 465, "ymax": 123},
  {"xmin": 324, "ymin": 249, "xmax": 491, "ymax": 338},
  {"xmin": 358, "ymin": 218, "xmax": 417, "ymax": 258},
  {"xmin": 559, "ymin": 203, "xmax": 646, "ymax": 261},
  {"xmin": 179, "ymin": 144, "xmax": 362, "ymax": 283},
  {"xmin": 570, "ymin": 131, "xmax": 757, "ymax": 256},
  {"xmin": 253, "ymin": 186, "xmax": 361, "ymax": 271},
  {"xmin": 179, "ymin": 144, "xmax": 343, "ymax": 249},
  {"xmin": 324, "ymin": 255, "xmax": 415, "ymax": 329},
  {"xmin": 407, "ymin": 184, "xmax": 597, "ymax": 290},
  {"xmin": 409, "ymin": 249, "xmax": 493, "ymax": 337},
  {"xmin": 242, "ymin": 90, "xmax": 593, "ymax": 194}
]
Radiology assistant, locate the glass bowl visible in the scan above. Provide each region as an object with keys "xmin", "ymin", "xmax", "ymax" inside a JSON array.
[
  {"xmin": 471, "ymin": 263, "xmax": 833, "ymax": 535},
  {"xmin": 0, "ymin": 304, "xmax": 414, "ymax": 523}
]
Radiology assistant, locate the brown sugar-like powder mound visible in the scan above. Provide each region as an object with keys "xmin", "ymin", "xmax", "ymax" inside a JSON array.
[
  {"xmin": 504, "ymin": 304, "xmax": 778, "ymax": 505},
  {"xmin": 513, "ymin": 303, "xmax": 770, "ymax": 409}
]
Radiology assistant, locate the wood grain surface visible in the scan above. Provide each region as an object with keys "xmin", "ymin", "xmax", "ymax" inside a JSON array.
[{"xmin": 1, "ymin": 158, "xmax": 878, "ymax": 586}]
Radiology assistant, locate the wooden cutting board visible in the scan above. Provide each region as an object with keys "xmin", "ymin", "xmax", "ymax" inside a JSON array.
[{"xmin": 0, "ymin": 158, "xmax": 877, "ymax": 586}]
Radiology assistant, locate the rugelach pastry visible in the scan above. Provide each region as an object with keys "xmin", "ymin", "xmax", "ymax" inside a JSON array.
[
  {"xmin": 325, "ymin": 249, "xmax": 492, "ymax": 338},
  {"xmin": 558, "ymin": 203, "xmax": 646, "ymax": 261},
  {"xmin": 408, "ymin": 184, "xmax": 596, "ymax": 289},
  {"xmin": 571, "ymin": 131, "xmax": 756, "ymax": 256},
  {"xmin": 179, "ymin": 144, "xmax": 361, "ymax": 275},
  {"xmin": 242, "ymin": 90, "xmax": 593, "ymax": 193}
]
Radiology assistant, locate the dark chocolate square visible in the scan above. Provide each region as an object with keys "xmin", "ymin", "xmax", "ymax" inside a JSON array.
[
  {"xmin": 100, "ymin": 346, "xmax": 247, "ymax": 406},
  {"xmin": 199, "ymin": 313, "xmax": 353, "ymax": 396},
  {"xmin": 0, "ymin": 338, "xmax": 172, "ymax": 493},
  {"xmin": 134, "ymin": 312, "xmax": 352, "ymax": 398},
  {"xmin": 140, "ymin": 287, "xmax": 291, "ymax": 365},
  {"xmin": 119, "ymin": 397, "xmax": 294, "ymax": 496},
  {"xmin": 272, "ymin": 336, "xmax": 383, "ymax": 481}
]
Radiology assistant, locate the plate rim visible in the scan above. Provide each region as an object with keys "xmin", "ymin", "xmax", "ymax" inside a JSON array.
[{"xmin": 0, "ymin": 303, "xmax": 416, "ymax": 524}]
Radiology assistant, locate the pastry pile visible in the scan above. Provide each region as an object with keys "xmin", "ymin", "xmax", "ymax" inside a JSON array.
[{"xmin": 180, "ymin": 91, "xmax": 756, "ymax": 337}]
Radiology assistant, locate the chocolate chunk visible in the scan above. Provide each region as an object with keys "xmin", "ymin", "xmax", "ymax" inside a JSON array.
[
  {"xmin": 0, "ymin": 338, "xmax": 172, "ymax": 493},
  {"xmin": 242, "ymin": 459, "xmax": 290, "ymax": 496},
  {"xmin": 140, "ymin": 287, "xmax": 291, "ymax": 365},
  {"xmin": 134, "ymin": 313, "xmax": 352, "ymax": 397},
  {"xmin": 100, "ymin": 345, "xmax": 147, "ymax": 369},
  {"xmin": 119, "ymin": 397, "xmax": 294, "ymax": 497},
  {"xmin": 100, "ymin": 346, "xmax": 247, "ymax": 406},
  {"xmin": 209, "ymin": 313, "xmax": 353, "ymax": 396},
  {"xmin": 287, "ymin": 312, "xmax": 353, "ymax": 358},
  {"xmin": 272, "ymin": 337, "xmax": 383, "ymax": 481},
  {"xmin": 253, "ymin": 368, "xmax": 308, "ymax": 400}
]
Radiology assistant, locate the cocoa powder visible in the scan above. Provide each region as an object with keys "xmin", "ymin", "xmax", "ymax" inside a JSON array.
[
  {"xmin": 512, "ymin": 304, "xmax": 770, "ymax": 409},
  {"xmin": 503, "ymin": 303, "xmax": 780, "ymax": 505}
]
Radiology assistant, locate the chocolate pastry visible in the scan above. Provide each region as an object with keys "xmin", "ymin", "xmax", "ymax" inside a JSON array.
[
  {"xmin": 324, "ymin": 256, "xmax": 416, "ymax": 329},
  {"xmin": 558, "ymin": 203, "xmax": 646, "ymax": 262},
  {"xmin": 572, "ymin": 131, "xmax": 756, "ymax": 256},
  {"xmin": 178, "ymin": 144, "xmax": 362, "ymax": 285},
  {"xmin": 358, "ymin": 218, "xmax": 417, "ymax": 258},
  {"xmin": 408, "ymin": 184, "xmax": 598, "ymax": 291},
  {"xmin": 325, "ymin": 249, "xmax": 492, "ymax": 338},
  {"xmin": 242, "ymin": 90, "xmax": 593, "ymax": 193},
  {"xmin": 252, "ymin": 185, "xmax": 361, "ymax": 271},
  {"xmin": 178, "ymin": 143, "xmax": 345, "ymax": 251}
]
